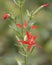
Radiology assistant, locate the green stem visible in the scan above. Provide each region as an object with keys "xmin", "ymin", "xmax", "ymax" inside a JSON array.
[
  {"xmin": 32, "ymin": 6, "xmax": 43, "ymax": 15},
  {"xmin": 19, "ymin": 3, "xmax": 29, "ymax": 65},
  {"xmin": 24, "ymin": 56, "xmax": 28, "ymax": 65},
  {"xmin": 20, "ymin": 6, "xmax": 24, "ymax": 38}
]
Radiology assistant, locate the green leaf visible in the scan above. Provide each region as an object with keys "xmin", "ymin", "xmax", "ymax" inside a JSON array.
[
  {"xmin": 26, "ymin": 10, "xmax": 31, "ymax": 17},
  {"xmin": 13, "ymin": 0, "xmax": 25, "ymax": 7},
  {"xmin": 9, "ymin": 25, "xmax": 22, "ymax": 37},
  {"xmin": 16, "ymin": 59, "xmax": 22, "ymax": 65}
]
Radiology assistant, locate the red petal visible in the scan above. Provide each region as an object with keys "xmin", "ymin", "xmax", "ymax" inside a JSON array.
[
  {"xmin": 28, "ymin": 45, "xmax": 32, "ymax": 52},
  {"xmin": 34, "ymin": 43, "xmax": 42, "ymax": 48},
  {"xmin": 26, "ymin": 31, "xmax": 32, "ymax": 40},
  {"xmin": 3, "ymin": 14, "xmax": 10, "ymax": 20},
  {"xmin": 42, "ymin": 4, "xmax": 50, "ymax": 7},
  {"xmin": 33, "ymin": 35, "xmax": 38, "ymax": 40},
  {"xmin": 18, "ymin": 40, "xmax": 29, "ymax": 44},
  {"xmin": 31, "ymin": 26, "xmax": 38, "ymax": 29},
  {"xmin": 24, "ymin": 20, "xmax": 28, "ymax": 27},
  {"xmin": 16, "ymin": 24, "xmax": 23, "ymax": 28}
]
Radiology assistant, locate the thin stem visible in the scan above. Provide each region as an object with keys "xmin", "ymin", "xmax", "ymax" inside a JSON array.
[
  {"xmin": 32, "ymin": 6, "xmax": 43, "ymax": 15},
  {"xmin": 20, "ymin": 6, "xmax": 24, "ymax": 38},
  {"xmin": 19, "ymin": 3, "xmax": 30, "ymax": 65},
  {"xmin": 19, "ymin": 4, "xmax": 27, "ymax": 53},
  {"xmin": 19, "ymin": 51, "xmax": 27, "ymax": 57},
  {"xmin": 24, "ymin": 56, "xmax": 29, "ymax": 65}
]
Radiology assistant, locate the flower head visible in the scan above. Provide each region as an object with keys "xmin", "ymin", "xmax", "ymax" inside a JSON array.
[
  {"xmin": 18, "ymin": 31, "xmax": 42, "ymax": 52},
  {"xmin": 3, "ymin": 14, "xmax": 10, "ymax": 20}
]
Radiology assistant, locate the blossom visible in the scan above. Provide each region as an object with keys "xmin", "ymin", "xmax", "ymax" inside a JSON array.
[
  {"xmin": 18, "ymin": 31, "xmax": 42, "ymax": 52},
  {"xmin": 31, "ymin": 26, "xmax": 38, "ymax": 29},
  {"xmin": 16, "ymin": 20, "xmax": 38, "ymax": 29},
  {"xmin": 16, "ymin": 20, "xmax": 28, "ymax": 28},
  {"xmin": 3, "ymin": 14, "xmax": 10, "ymax": 20},
  {"xmin": 42, "ymin": 4, "xmax": 50, "ymax": 7}
]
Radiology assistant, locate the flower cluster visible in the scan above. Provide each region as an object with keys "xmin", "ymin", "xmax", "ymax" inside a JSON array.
[{"xmin": 16, "ymin": 19, "xmax": 40, "ymax": 52}]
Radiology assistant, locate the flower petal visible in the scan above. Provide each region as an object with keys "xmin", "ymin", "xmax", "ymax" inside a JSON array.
[
  {"xmin": 26, "ymin": 31, "xmax": 32, "ymax": 40},
  {"xmin": 16, "ymin": 24, "xmax": 23, "ymax": 28},
  {"xmin": 34, "ymin": 43, "xmax": 42, "ymax": 48},
  {"xmin": 31, "ymin": 26, "xmax": 38, "ymax": 29},
  {"xmin": 33, "ymin": 35, "xmax": 38, "ymax": 40},
  {"xmin": 28, "ymin": 45, "xmax": 32, "ymax": 52},
  {"xmin": 18, "ymin": 40, "xmax": 29, "ymax": 44},
  {"xmin": 24, "ymin": 20, "xmax": 28, "ymax": 27}
]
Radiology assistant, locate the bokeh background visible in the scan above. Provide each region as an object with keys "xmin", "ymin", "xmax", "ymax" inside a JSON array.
[{"xmin": 0, "ymin": 0, "xmax": 52, "ymax": 65}]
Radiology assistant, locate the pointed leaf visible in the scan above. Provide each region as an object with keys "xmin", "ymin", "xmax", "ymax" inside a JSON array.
[{"xmin": 26, "ymin": 10, "xmax": 31, "ymax": 16}]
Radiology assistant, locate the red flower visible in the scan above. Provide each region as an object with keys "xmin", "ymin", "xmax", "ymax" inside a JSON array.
[
  {"xmin": 16, "ymin": 24, "xmax": 23, "ymax": 28},
  {"xmin": 18, "ymin": 31, "xmax": 42, "ymax": 52},
  {"xmin": 24, "ymin": 20, "xmax": 28, "ymax": 28},
  {"xmin": 16, "ymin": 20, "xmax": 38, "ymax": 29},
  {"xmin": 31, "ymin": 26, "xmax": 38, "ymax": 29},
  {"xmin": 3, "ymin": 14, "xmax": 10, "ymax": 20},
  {"xmin": 42, "ymin": 4, "xmax": 50, "ymax": 7},
  {"xmin": 16, "ymin": 20, "xmax": 28, "ymax": 28}
]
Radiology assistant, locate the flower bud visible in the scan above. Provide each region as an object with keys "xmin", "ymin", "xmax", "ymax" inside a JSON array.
[
  {"xmin": 3, "ymin": 14, "xmax": 10, "ymax": 20},
  {"xmin": 42, "ymin": 4, "xmax": 50, "ymax": 7}
]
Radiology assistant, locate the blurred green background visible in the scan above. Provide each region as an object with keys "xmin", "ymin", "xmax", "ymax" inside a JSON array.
[{"xmin": 0, "ymin": 0, "xmax": 52, "ymax": 65}]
